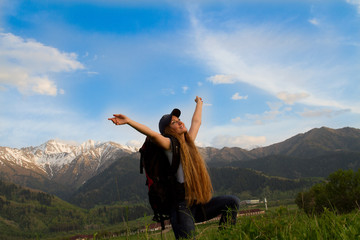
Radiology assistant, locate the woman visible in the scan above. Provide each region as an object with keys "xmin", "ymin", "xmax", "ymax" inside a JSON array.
[{"xmin": 108, "ymin": 96, "xmax": 240, "ymax": 239}]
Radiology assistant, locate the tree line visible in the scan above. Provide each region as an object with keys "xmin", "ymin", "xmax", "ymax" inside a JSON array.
[{"xmin": 296, "ymin": 169, "xmax": 360, "ymax": 214}]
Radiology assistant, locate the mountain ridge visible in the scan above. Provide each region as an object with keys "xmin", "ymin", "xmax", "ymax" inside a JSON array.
[
  {"xmin": 0, "ymin": 139, "xmax": 137, "ymax": 197},
  {"xmin": 1, "ymin": 126, "xmax": 360, "ymax": 202},
  {"xmin": 250, "ymin": 126, "xmax": 360, "ymax": 158}
]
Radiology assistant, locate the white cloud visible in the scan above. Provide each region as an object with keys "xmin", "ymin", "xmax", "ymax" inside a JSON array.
[
  {"xmin": 0, "ymin": 32, "xmax": 84, "ymax": 96},
  {"xmin": 308, "ymin": 18, "xmax": 319, "ymax": 26},
  {"xmin": 231, "ymin": 92, "xmax": 248, "ymax": 100},
  {"xmin": 231, "ymin": 116, "xmax": 241, "ymax": 123},
  {"xmin": 31, "ymin": 77, "xmax": 58, "ymax": 96},
  {"xmin": 276, "ymin": 91, "xmax": 310, "ymax": 105},
  {"xmin": 207, "ymin": 74, "xmax": 237, "ymax": 84},
  {"xmin": 182, "ymin": 86, "xmax": 189, "ymax": 93},
  {"xmin": 211, "ymin": 134, "xmax": 266, "ymax": 149},
  {"xmin": 346, "ymin": 0, "xmax": 360, "ymax": 14}
]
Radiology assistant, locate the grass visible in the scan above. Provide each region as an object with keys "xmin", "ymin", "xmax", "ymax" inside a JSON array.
[
  {"xmin": 108, "ymin": 206, "xmax": 360, "ymax": 240},
  {"xmin": 8, "ymin": 204, "xmax": 357, "ymax": 239}
]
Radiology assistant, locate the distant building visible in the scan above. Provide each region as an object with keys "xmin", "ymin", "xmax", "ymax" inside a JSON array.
[{"xmin": 243, "ymin": 199, "xmax": 260, "ymax": 205}]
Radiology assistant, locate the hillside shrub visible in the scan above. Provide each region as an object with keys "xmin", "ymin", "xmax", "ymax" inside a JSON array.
[{"xmin": 296, "ymin": 169, "xmax": 360, "ymax": 214}]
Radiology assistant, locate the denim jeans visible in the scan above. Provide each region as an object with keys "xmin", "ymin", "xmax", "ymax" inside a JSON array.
[{"xmin": 169, "ymin": 195, "xmax": 241, "ymax": 239}]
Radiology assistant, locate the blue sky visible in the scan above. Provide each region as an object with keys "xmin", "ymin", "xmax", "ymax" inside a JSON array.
[{"xmin": 1, "ymin": 0, "xmax": 360, "ymax": 149}]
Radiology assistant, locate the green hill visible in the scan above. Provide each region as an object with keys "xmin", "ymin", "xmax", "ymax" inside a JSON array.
[
  {"xmin": 0, "ymin": 179, "xmax": 151, "ymax": 240},
  {"xmin": 0, "ymin": 179, "xmax": 87, "ymax": 239}
]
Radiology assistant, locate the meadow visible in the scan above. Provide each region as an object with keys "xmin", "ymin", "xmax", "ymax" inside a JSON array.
[{"xmin": 85, "ymin": 205, "xmax": 360, "ymax": 240}]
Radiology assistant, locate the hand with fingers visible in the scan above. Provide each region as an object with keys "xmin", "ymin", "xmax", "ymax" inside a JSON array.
[
  {"xmin": 195, "ymin": 96, "xmax": 203, "ymax": 104},
  {"xmin": 108, "ymin": 114, "xmax": 129, "ymax": 126}
]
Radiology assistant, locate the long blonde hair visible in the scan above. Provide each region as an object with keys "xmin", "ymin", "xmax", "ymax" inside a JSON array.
[{"xmin": 164, "ymin": 127, "xmax": 213, "ymax": 206}]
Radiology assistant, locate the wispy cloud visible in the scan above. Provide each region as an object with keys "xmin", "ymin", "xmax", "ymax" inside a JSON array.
[
  {"xmin": 0, "ymin": 32, "xmax": 84, "ymax": 96},
  {"xmin": 244, "ymin": 102, "xmax": 288, "ymax": 125},
  {"xmin": 308, "ymin": 18, "xmax": 319, "ymax": 26},
  {"xmin": 231, "ymin": 116, "xmax": 241, "ymax": 123},
  {"xmin": 231, "ymin": 92, "xmax": 248, "ymax": 100},
  {"xmin": 211, "ymin": 134, "xmax": 266, "ymax": 149},
  {"xmin": 276, "ymin": 91, "xmax": 309, "ymax": 105},
  {"xmin": 300, "ymin": 108, "xmax": 351, "ymax": 118},
  {"xmin": 161, "ymin": 88, "xmax": 175, "ymax": 95},
  {"xmin": 207, "ymin": 74, "xmax": 237, "ymax": 84},
  {"xmin": 189, "ymin": 12, "xmax": 359, "ymax": 113}
]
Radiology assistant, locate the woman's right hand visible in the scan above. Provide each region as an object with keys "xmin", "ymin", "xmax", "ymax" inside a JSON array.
[
  {"xmin": 195, "ymin": 96, "xmax": 203, "ymax": 104},
  {"xmin": 108, "ymin": 113, "xmax": 171, "ymax": 150},
  {"xmin": 108, "ymin": 114, "xmax": 129, "ymax": 126}
]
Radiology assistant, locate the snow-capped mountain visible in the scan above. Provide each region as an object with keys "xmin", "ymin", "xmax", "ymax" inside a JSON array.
[{"xmin": 0, "ymin": 139, "xmax": 137, "ymax": 193}]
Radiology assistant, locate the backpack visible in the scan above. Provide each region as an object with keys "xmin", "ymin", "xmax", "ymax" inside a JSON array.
[{"xmin": 139, "ymin": 135, "xmax": 181, "ymax": 230}]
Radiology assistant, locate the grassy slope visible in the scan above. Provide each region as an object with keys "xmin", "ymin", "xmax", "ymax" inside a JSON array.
[
  {"xmin": 0, "ymin": 194, "xmax": 87, "ymax": 240},
  {"xmin": 110, "ymin": 205, "xmax": 360, "ymax": 240}
]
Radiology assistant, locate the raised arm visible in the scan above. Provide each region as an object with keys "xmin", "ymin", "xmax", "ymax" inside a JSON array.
[
  {"xmin": 108, "ymin": 114, "xmax": 170, "ymax": 150},
  {"xmin": 188, "ymin": 96, "xmax": 203, "ymax": 141}
]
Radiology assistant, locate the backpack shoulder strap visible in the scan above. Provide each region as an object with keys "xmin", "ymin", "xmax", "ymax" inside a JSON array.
[
  {"xmin": 165, "ymin": 135, "xmax": 181, "ymax": 175},
  {"xmin": 139, "ymin": 135, "xmax": 180, "ymax": 175}
]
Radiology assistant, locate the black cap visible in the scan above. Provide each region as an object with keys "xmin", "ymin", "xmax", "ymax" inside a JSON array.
[{"xmin": 159, "ymin": 108, "xmax": 181, "ymax": 135}]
